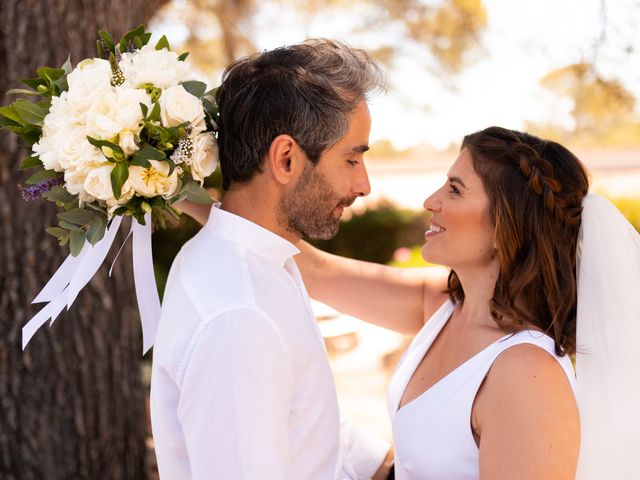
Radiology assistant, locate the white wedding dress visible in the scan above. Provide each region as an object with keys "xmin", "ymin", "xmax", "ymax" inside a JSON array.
[{"xmin": 387, "ymin": 300, "xmax": 576, "ymax": 480}]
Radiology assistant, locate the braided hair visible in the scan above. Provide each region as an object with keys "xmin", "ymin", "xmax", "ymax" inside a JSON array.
[{"xmin": 448, "ymin": 127, "xmax": 589, "ymax": 355}]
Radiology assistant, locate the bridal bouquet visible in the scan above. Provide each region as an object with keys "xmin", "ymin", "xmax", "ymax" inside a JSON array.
[{"xmin": 0, "ymin": 26, "xmax": 216, "ymax": 352}]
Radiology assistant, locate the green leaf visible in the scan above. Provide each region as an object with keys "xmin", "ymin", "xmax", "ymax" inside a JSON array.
[
  {"xmin": 86, "ymin": 136, "xmax": 124, "ymax": 158},
  {"xmin": 139, "ymin": 102, "xmax": 148, "ymax": 118},
  {"xmin": 58, "ymin": 208, "xmax": 96, "ymax": 227},
  {"xmin": 86, "ymin": 215, "xmax": 107, "ymax": 245},
  {"xmin": 37, "ymin": 66, "xmax": 66, "ymax": 82},
  {"xmin": 148, "ymin": 102, "xmax": 161, "ymax": 122},
  {"xmin": 182, "ymin": 80, "xmax": 207, "ymax": 99},
  {"xmin": 20, "ymin": 156, "xmax": 43, "ymax": 169},
  {"xmin": 70, "ymin": 230, "xmax": 86, "ymax": 256},
  {"xmin": 12, "ymin": 100, "xmax": 48, "ymax": 126},
  {"xmin": 140, "ymin": 32, "xmax": 152, "ymax": 46},
  {"xmin": 59, "ymin": 220, "xmax": 83, "ymax": 232},
  {"xmin": 98, "ymin": 30, "xmax": 115, "ymax": 53},
  {"xmin": 60, "ymin": 56, "xmax": 73, "ymax": 75},
  {"xmin": 155, "ymin": 35, "xmax": 170, "ymax": 51},
  {"xmin": 177, "ymin": 52, "xmax": 189, "ymax": 61},
  {"xmin": 164, "ymin": 157, "xmax": 176, "ymax": 176},
  {"xmin": 6, "ymin": 88, "xmax": 40, "ymax": 96},
  {"xmin": 110, "ymin": 163, "xmax": 129, "ymax": 199},
  {"xmin": 131, "ymin": 143, "xmax": 166, "ymax": 166},
  {"xmin": 46, "ymin": 227, "xmax": 68, "ymax": 240},
  {"xmin": 26, "ymin": 168, "xmax": 61, "ymax": 185},
  {"xmin": 0, "ymin": 116, "xmax": 23, "ymax": 129},
  {"xmin": 0, "ymin": 105, "xmax": 25, "ymax": 125},
  {"xmin": 43, "ymin": 185, "xmax": 74, "ymax": 204},
  {"xmin": 182, "ymin": 181, "xmax": 213, "ymax": 204}
]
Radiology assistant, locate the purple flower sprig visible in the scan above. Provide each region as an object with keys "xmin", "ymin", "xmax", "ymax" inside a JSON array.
[{"xmin": 20, "ymin": 177, "xmax": 64, "ymax": 201}]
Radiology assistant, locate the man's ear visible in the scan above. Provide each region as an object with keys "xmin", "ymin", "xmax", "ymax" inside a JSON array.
[{"xmin": 267, "ymin": 134, "xmax": 306, "ymax": 185}]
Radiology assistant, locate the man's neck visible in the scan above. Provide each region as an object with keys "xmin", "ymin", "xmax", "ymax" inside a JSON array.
[{"xmin": 221, "ymin": 187, "xmax": 300, "ymax": 244}]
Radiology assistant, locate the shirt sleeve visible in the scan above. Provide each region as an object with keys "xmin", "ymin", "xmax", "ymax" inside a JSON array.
[
  {"xmin": 176, "ymin": 307, "xmax": 293, "ymax": 480},
  {"xmin": 340, "ymin": 419, "xmax": 390, "ymax": 480}
]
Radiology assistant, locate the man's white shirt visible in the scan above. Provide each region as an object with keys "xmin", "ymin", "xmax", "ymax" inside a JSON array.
[{"xmin": 150, "ymin": 206, "xmax": 387, "ymax": 479}]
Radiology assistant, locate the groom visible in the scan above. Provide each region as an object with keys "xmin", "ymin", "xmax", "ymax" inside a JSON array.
[{"xmin": 150, "ymin": 40, "xmax": 391, "ymax": 479}]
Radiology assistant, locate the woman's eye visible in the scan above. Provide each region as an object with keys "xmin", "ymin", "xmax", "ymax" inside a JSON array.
[{"xmin": 448, "ymin": 183, "xmax": 460, "ymax": 195}]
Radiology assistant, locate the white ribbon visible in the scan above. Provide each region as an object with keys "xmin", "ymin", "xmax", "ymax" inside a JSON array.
[{"xmin": 23, "ymin": 214, "xmax": 161, "ymax": 355}]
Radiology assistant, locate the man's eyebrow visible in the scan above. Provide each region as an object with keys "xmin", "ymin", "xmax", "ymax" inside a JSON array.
[
  {"xmin": 448, "ymin": 176, "xmax": 468, "ymax": 189},
  {"xmin": 345, "ymin": 145, "xmax": 369, "ymax": 154}
]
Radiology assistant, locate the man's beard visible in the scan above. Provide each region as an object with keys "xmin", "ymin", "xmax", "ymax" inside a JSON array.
[{"xmin": 280, "ymin": 162, "xmax": 356, "ymax": 240}]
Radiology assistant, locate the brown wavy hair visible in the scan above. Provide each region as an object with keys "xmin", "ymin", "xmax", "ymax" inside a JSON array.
[{"xmin": 448, "ymin": 127, "xmax": 589, "ymax": 355}]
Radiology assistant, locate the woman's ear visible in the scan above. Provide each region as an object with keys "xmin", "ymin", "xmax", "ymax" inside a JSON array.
[{"xmin": 267, "ymin": 134, "xmax": 306, "ymax": 185}]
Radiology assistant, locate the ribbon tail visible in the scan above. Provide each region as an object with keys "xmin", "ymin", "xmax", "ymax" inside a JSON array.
[
  {"xmin": 66, "ymin": 216, "xmax": 123, "ymax": 308},
  {"xmin": 22, "ymin": 294, "xmax": 68, "ymax": 350},
  {"xmin": 132, "ymin": 214, "xmax": 161, "ymax": 354},
  {"xmin": 32, "ymin": 244, "xmax": 89, "ymax": 304}
]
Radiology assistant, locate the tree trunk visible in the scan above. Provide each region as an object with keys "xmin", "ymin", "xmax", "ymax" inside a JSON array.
[{"xmin": 0, "ymin": 1, "xmax": 168, "ymax": 478}]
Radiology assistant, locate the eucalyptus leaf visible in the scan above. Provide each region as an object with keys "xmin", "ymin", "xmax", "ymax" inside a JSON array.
[
  {"xmin": 20, "ymin": 156, "xmax": 43, "ymax": 169},
  {"xmin": 46, "ymin": 227, "xmax": 68, "ymax": 240},
  {"xmin": 182, "ymin": 181, "xmax": 213, "ymax": 204},
  {"xmin": 26, "ymin": 168, "xmax": 61, "ymax": 185},
  {"xmin": 86, "ymin": 216, "xmax": 107, "ymax": 245},
  {"xmin": 70, "ymin": 230, "xmax": 86, "ymax": 256},
  {"xmin": 58, "ymin": 208, "xmax": 96, "ymax": 227},
  {"xmin": 182, "ymin": 80, "xmax": 207, "ymax": 99},
  {"xmin": 110, "ymin": 163, "xmax": 130, "ymax": 199},
  {"xmin": 61, "ymin": 56, "xmax": 73, "ymax": 75},
  {"xmin": 58, "ymin": 220, "xmax": 83, "ymax": 232},
  {"xmin": 43, "ymin": 185, "xmax": 74, "ymax": 203}
]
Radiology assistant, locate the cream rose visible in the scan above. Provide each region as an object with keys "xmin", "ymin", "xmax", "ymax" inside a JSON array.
[
  {"xmin": 119, "ymin": 45, "xmax": 193, "ymax": 89},
  {"xmin": 83, "ymin": 165, "xmax": 117, "ymax": 201},
  {"xmin": 160, "ymin": 85, "xmax": 205, "ymax": 128},
  {"xmin": 189, "ymin": 132, "xmax": 218, "ymax": 183},
  {"xmin": 128, "ymin": 160, "xmax": 179, "ymax": 198},
  {"xmin": 86, "ymin": 87, "xmax": 149, "ymax": 140}
]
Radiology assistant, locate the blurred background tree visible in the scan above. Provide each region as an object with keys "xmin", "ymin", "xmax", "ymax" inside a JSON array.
[{"xmin": 1, "ymin": 1, "xmax": 167, "ymax": 479}]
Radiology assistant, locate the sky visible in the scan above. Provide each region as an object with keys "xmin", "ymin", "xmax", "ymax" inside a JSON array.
[{"xmin": 155, "ymin": 0, "xmax": 640, "ymax": 150}]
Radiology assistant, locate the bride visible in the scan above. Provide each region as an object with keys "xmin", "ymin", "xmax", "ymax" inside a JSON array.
[{"xmin": 295, "ymin": 126, "xmax": 640, "ymax": 479}]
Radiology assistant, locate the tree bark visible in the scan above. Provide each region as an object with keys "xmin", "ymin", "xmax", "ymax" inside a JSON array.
[{"xmin": 0, "ymin": 1, "xmax": 168, "ymax": 478}]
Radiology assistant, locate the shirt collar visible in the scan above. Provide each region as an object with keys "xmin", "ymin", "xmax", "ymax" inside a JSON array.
[{"xmin": 204, "ymin": 205, "xmax": 300, "ymax": 265}]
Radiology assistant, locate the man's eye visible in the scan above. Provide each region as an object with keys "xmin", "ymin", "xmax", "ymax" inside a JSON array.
[
  {"xmin": 347, "ymin": 160, "xmax": 359, "ymax": 166},
  {"xmin": 449, "ymin": 184, "xmax": 460, "ymax": 194}
]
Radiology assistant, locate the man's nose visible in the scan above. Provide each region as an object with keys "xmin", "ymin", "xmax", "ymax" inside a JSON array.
[{"xmin": 352, "ymin": 163, "xmax": 371, "ymax": 197}]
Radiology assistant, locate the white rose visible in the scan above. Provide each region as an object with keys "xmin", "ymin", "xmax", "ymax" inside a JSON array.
[
  {"xmin": 189, "ymin": 133, "xmax": 218, "ymax": 183},
  {"xmin": 33, "ymin": 134, "xmax": 63, "ymax": 172},
  {"xmin": 55, "ymin": 127, "xmax": 100, "ymax": 171},
  {"xmin": 128, "ymin": 160, "xmax": 179, "ymax": 198},
  {"xmin": 66, "ymin": 59, "xmax": 113, "ymax": 113},
  {"xmin": 64, "ymin": 157, "xmax": 107, "ymax": 196},
  {"xmin": 83, "ymin": 164, "xmax": 135, "ymax": 202},
  {"xmin": 86, "ymin": 87, "xmax": 148, "ymax": 141},
  {"xmin": 160, "ymin": 85, "xmax": 205, "ymax": 128},
  {"xmin": 119, "ymin": 45, "xmax": 194, "ymax": 89}
]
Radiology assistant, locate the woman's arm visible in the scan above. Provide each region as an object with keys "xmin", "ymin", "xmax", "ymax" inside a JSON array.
[
  {"xmin": 296, "ymin": 241, "xmax": 449, "ymax": 335},
  {"xmin": 177, "ymin": 199, "xmax": 449, "ymax": 334},
  {"xmin": 475, "ymin": 345, "xmax": 580, "ymax": 479}
]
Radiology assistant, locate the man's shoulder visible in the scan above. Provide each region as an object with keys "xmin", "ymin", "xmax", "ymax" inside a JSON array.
[{"xmin": 169, "ymin": 227, "xmax": 265, "ymax": 315}]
